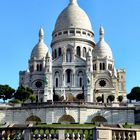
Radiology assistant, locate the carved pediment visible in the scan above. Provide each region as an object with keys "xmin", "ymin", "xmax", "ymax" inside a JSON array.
[
  {"xmin": 74, "ymin": 56, "xmax": 86, "ymax": 65},
  {"xmin": 53, "ymin": 56, "xmax": 63, "ymax": 66}
]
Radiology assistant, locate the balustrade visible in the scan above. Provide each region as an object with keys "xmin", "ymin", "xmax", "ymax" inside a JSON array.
[
  {"xmin": 112, "ymin": 130, "xmax": 136, "ymax": 140},
  {"xmin": 0, "ymin": 128, "xmax": 24, "ymax": 140},
  {"xmin": 31, "ymin": 127, "xmax": 92, "ymax": 140},
  {"xmin": 0, "ymin": 126, "xmax": 139, "ymax": 140}
]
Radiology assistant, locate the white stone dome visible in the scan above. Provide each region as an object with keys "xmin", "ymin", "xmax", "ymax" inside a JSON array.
[
  {"xmin": 54, "ymin": 0, "xmax": 93, "ymax": 32},
  {"xmin": 95, "ymin": 27, "xmax": 113, "ymax": 59},
  {"xmin": 31, "ymin": 28, "xmax": 48, "ymax": 59}
]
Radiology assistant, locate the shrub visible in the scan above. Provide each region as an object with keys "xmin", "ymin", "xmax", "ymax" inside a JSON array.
[
  {"xmin": 96, "ymin": 96, "xmax": 102, "ymax": 102},
  {"xmin": 108, "ymin": 95, "xmax": 115, "ymax": 102},
  {"xmin": 117, "ymin": 95, "xmax": 123, "ymax": 102}
]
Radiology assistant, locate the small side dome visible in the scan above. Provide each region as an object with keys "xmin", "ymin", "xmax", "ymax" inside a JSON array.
[
  {"xmin": 31, "ymin": 28, "xmax": 48, "ymax": 59},
  {"xmin": 95, "ymin": 26, "xmax": 113, "ymax": 59}
]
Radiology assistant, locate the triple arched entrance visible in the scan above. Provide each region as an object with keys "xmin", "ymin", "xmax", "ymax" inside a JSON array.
[{"xmin": 25, "ymin": 115, "xmax": 107, "ymax": 124}]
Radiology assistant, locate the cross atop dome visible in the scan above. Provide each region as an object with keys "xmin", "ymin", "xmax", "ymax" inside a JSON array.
[{"xmin": 70, "ymin": 0, "xmax": 78, "ymax": 5}]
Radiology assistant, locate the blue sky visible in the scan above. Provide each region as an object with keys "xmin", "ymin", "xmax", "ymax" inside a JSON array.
[{"xmin": 0, "ymin": 0, "xmax": 140, "ymax": 93}]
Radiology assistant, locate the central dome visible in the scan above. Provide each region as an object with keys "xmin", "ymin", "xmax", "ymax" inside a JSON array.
[{"xmin": 54, "ymin": 0, "xmax": 93, "ymax": 32}]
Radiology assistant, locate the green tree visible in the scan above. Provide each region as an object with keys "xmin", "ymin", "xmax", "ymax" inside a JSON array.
[
  {"xmin": 117, "ymin": 95, "xmax": 123, "ymax": 102},
  {"xmin": 76, "ymin": 94, "xmax": 84, "ymax": 100},
  {"xmin": 14, "ymin": 86, "xmax": 33, "ymax": 102},
  {"xmin": 53, "ymin": 87, "xmax": 59, "ymax": 102},
  {"xmin": 127, "ymin": 93, "xmax": 133, "ymax": 103},
  {"xmin": 53, "ymin": 94, "xmax": 60, "ymax": 101},
  {"xmin": 9, "ymin": 99, "xmax": 21, "ymax": 104},
  {"xmin": 96, "ymin": 96, "xmax": 103, "ymax": 102},
  {"xmin": 108, "ymin": 95, "xmax": 115, "ymax": 103},
  {"xmin": 0, "ymin": 85, "xmax": 15, "ymax": 102},
  {"xmin": 127, "ymin": 87, "xmax": 140, "ymax": 102},
  {"xmin": 29, "ymin": 95, "xmax": 36, "ymax": 103}
]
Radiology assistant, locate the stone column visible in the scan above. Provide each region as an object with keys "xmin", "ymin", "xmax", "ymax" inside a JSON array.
[
  {"xmin": 59, "ymin": 129, "xmax": 65, "ymax": 140},
  {"xmin": 62, "ymin": 69, "xmax": 65, "ymax": 87},
  {"xmin": 72, "ymin": 48, "xmax": 75, "ymax": 62},
  {"xmin": 62, "ymin": 48, "xmax": 66, "ymax": 62},
  {"xmin": 96, "ymin": 60, "xmax": 99, "ymax": 73},
  {"xmin": 105, "ymin": 57, "xmax": 108, "ymax": 71},
  {"xmin": 33, "ymin": 62, "xmax": 36, "ymax": 72},
  {"xmin": 136, "ymin": 131, "xmax": 140, "ymax": 140},
  {"xmin": 24, "ymin": 129, "xmax": 31, "ymax": 140},
  {"xmin": 73, "ymin": 69, "xmax": 76, "ymax": 87}
]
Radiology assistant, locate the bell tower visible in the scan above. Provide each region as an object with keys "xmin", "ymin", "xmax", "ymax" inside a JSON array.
[{"xmin": 44, "ymin": 52, "xmax": 53, "ymax": 102}]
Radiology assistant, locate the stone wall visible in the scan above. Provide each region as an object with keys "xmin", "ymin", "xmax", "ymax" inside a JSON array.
[{"xmin": 0, "ymin": 103, "xmax": 135, "ymax": 125}]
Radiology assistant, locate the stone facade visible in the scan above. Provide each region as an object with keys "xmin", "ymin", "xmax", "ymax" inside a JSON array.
[
  {"xmin": 10, "ymin": 0, "xmax": 132, "ymax": 125},
  {"xmin": 19, "ymin": 0, "xmax": 127, "ymax": 104}
]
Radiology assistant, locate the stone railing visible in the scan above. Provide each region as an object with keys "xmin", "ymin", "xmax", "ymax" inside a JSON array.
[
  {"xmin": 31, "ymin": 132, "xmax": 86, "ymax": 140},
  {"xmin": 30, "ymin": 127, "xmax": 94, "ymax": 140},
  {"xmin": 0, "ymin": 102, "xmax": 135, "ymax": 110},
  {"xmin": 21, "ymin": 101, "xmax": 131, "ymax": 108},
  {"xmin": 96, "ymin": 127, "xmax": 140, "ymax": 140},
  {"xmin": 0, "ymin": 126, "xmax": 95, "ymax": 140},
  {"xmin": 0, "ymin": 125, "xmax": 140, "ymax": 140},
  {"xmin": 0, "ymin": 127, "xmax": 25, "ymax": 139}
]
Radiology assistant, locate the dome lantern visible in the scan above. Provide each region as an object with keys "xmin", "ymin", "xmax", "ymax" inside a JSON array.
[
  {"xmin": 69, "ymin": 0, "xmax": 78, "ymax": 5},
  {"xmin": 99, "ymin": 26, "xmax": 105, "ymax": 40},
  {"xmin": 39, "ymin": 28, "xmax": 44, "ymax": 42}
]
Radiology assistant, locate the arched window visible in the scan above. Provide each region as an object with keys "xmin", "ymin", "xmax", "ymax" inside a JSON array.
[
  {"xmin": 108, "ymin": 64, "xmax": 112, "ymax": 70},
  {"xmin": 66, "ymin": 69, "xmax": 71, "ymax": 83},
  {"xmin": 93, "ymin": 64, "xmax": 96, "ymax": 70},
  {"xmin": 58, "ymin": 48, "xmax": 62, "ymax": 56},
  {"xmin": 76, "ymin": 46, "xmax": 81, "ymax": 57},
  {"xmin": 83, "ymin": 47, "xmax": 86, "ymax": 57},
  {"xmin": 80, "ymin": 77, "xmax": 82, "ymax": 87},
  {"xmin": 37, "ymin": 64, "xmax": 39, "ymax": 71},
  {"xmin": 55, "ymin": 71, "xmax": 59, "ymax": 88},
  {"xmin": 66, "ymin": 49, "xmax": 72, "ymax": 62},
  {"xmin": 78, "ymin": 71, "xmax": 83, "ymax": 87},
  {"xmin": 40, "ymin": 64, "xmax": 42, "ymax": 71},
  {"xmin": 103, "ymin": 63, "xmax": 105, "ymax": 70},
  {"xmin": 56, "ymin": 78, "xmax": 58, "ymax": 88},
  {"xmin": 100, "ymin": 63, "xmax": 105, "ymax": 70},
  {"xmin": 54, "ymin": 49, "xmax": 57, "ymax": 58},
  {"xmin": 36, "ymin": 64, "xmax": 42, "ymax": 71}
]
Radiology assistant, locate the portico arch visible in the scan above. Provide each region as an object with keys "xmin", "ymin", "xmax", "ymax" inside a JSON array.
[
  {"xmin": 58, "ymin": 115, "xmax": 75, "ymax": 124},
  {"xmin": 26, "ymin": 115, "xmax": 41, "ymax": 124},
  {"xmin": 92, "ymin": 116, "xmax": 107, "ymax": 124}
]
